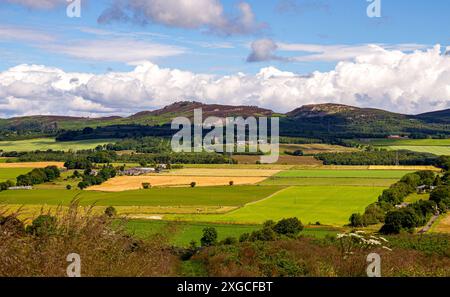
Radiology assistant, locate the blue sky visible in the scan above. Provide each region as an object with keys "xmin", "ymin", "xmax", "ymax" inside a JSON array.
[
  {"xmin": 0, "ymin": 0, "xmax": 449, "ymax": 117},
  {"xmin": 1, "ymin": 0, "xmax": 449, "ymax": 74}
]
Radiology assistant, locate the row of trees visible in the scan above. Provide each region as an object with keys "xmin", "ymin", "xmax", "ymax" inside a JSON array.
[
  {"xmin": 16, "ymin": 166, "xmax": 60, "ymax": 186},
  {"xmin": 349, "ymin": 168, "xmax": 450, "ymax": 234},
  {"xmin": 316, "ymin": 151, "xmax": 438, "ymax": 166}
]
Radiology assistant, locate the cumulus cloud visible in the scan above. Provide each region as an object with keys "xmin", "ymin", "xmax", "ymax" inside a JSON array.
[
  {"xmin": 98, "ymin": 0, "xmax": 265, "ymax": 36},
  {"xmin": 247, "ymin": 39, "xmax": 429, "ymax": 63},
  {"xmin": 247, "ymin": 39, "xmax": 285, "ymax": 62},
  {"xmin": 1, "ymin": 45, "xmax": 450, "ymax": 117}
]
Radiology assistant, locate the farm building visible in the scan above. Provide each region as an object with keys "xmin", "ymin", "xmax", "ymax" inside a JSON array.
[
  {"xmin": 121, "ymin": 167, "xmax": 156, "ymax": 176},
  {"xmin": 8, "ymin": 186, "xmax": 33, "ymax": 190}
]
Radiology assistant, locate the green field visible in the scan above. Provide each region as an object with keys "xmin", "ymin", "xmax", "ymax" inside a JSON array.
[
  {"xmin": 275, "ymin": 169, "xmax": 413, "ymax": 179},
  {"xmin": 168, "ymin": 186, "xmax": 383, "ymax": 226},
  {"xmin": 124, "ymin": 220, "xmax": 339, "ymax": 247},
  {"xmin": 386, "ymin": 146, "xmax": 450, "ymax": 155},
  {"xmin": 0, "ymin": 138, "xmax": 117, "ymax": 152},
  {"xmin": 0, "ymin": 186, "xmax": 284, "ymax": 207},
  {"xmin": 260, "ymin": 177, "xmax": 397, "ymax": 187},
  {"xmin": 358, "ymin": 139, "xmax": 450, "ymax": 146},
  {"xmin": 0, "ymin": 168, "xmax": 32, "ymax": 182}
]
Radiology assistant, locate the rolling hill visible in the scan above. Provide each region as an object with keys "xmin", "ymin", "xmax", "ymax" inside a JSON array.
[{"xmin": 1, "ymin": 101, "xmax": 449, "ymax": 141}]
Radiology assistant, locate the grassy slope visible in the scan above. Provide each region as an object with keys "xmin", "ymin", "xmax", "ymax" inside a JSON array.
[
  {"xmin": 0, "ymin": 168, "xmax": 32, "ymax": 182},
  {"xmin": 168, "ymin": 186, "xmax": 383, "ymax": 226},
  {"xmin": 124, "ymin": 220, "xmax": 339, "ymax": 247},
  {"xmin": 0, "ymin": 138, "xmax": 117, "ymax": 152},
  {"xmin": 0, "ymin": 186, "xmax": 285, "ymax": 207}
]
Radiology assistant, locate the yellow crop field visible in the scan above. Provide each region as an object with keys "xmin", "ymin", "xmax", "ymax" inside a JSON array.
[
  {"xmin": 368, "ymin": 165, "xmax": 441, "ymax": 171},
  {"xmin": 88, "ymin": 175, "xmax": 269, "ymax": 192},
  {"xmin": 0, "ymin": 162, "xmax": 65, "ymax": 168}
]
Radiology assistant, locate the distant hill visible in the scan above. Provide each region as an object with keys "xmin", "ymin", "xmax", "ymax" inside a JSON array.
[
  {"xmin": 1, "ymin": 101, "xmax": 449, "ymax": 141},
  {"xmin": 416, "ymin": 108, "xmax": 450, "ymax": 124}
]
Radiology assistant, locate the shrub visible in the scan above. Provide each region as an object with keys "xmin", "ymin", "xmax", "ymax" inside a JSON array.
[
  {"xmin": 229, "ymin": 181, "xmax": 234, "ymax": 186},
  {"xmin": 26, "ymin": 215, "xmax": 57, "ymax": 237},
  {"xmin": 190, "ymin": 182, "xmax": 197, "ymax": 188},
  {"xmin": 200, "ymin": 227, "xmax": 218, "ymax": 247},
  {"xmin": 66, "ymin": 185, "xmax": 72, "ymax": 190},
  {"xmin": 104, "ymin": 206, "xmax": 117, "ymax": 218},
  {"xmin": 349, "ymin": 213, "xmax": 365, "ymax": 227},
  {"xmin": 273, "ymin": 218, "xmax": 304, "ymax": 236},
  {"xmin": 142, "ymin": 182, "xmax": 151, "ymax": 189},
  {"xmin": 220, "ymin": 237, "xmax": 237, "ymax": 245}
]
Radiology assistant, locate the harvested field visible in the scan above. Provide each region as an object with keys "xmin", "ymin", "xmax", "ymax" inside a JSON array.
[
  {"xmin": 368, "ymin": 165, "xmax": 441, "ymax": 171},
  {"xmin": 280, "ymin": 143, "xmax": 359, "ymax": 154},
  {"xmin": 88, "ymin": 176, "xmax": 269, "ymax": 191},
  {"xmin": 165, "ymin": 168, "xmax": 280, "ymax": 177},
  {"xmin": 0, "ymin": 162, "xmax": 65, "ymax": 168},
  {"xmin": 232, "ymin": 155, "xmax": 322, "ymax": 165}
]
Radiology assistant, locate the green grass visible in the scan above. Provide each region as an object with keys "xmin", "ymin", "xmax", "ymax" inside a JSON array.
[
  {"xmin": 275, "ymin": 169, "xmax": 414, "ymax": 179},
  {"xmin": 0, "ymin": 168, "xmax": 32, "ymax": 182},
  {"xmin": 0, "ymin": 186, "xmax": 285, "ymax": 207},
  {"xmin": 0, "ymin": 138, "xmax": 117, "ymax": 152},
  {"xmin": 124, "ymin": 219, "xmax": 339, "ymax": 247},
  {"xmin": 358, "ymin": 138, "xmax": 450, "ymax": 146},
  {"xmin": 386, "ymin": 146, "xmax": 450, "ymax": 156},
  {"xmin": 260, "ymin": 177, "xmax": 398, "ymax": 187},
  {"xmin": 169, "ymin": 186, "xmax": 383, "ymax": 226},
  {"xmin": 405, "ymin": 193, "xmax": 430, "ymax": 204}
]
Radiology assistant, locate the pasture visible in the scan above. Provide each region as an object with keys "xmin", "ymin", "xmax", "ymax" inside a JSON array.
[
  {"xmin": 0, "ymin": 138, "xmax": 116, "ymax": 152},
  {"xmin": 386, "ymin": 146, "xmax": 450, "ymax": 156},
  {"xmin": 0, "ymin": 168, "xmax": 33, "ymax": 182},
  {"xmin": 260, "ymin": 177, "xmax": 397, "ymax": 187},
  {"xmin": 0, "ymin": 186, "xmax": 285, "ymax": 207},
  {"xmin": 359, "ymin": 138, "xmax": 450, "ymax": 146},
  {"xmin": 274, "ymin": 169, "xmax": 414, "ymax": 179},
  {"xmin": 124, "ymin": 220, "xmax": 339, "ymax": 247},
  {"xmin": 168, "ymin": 186, "xmax": 383, "ymax": 226},
  {"xmin": 280, "ymin": 143, "xmax": 358, "ymax": 155}
]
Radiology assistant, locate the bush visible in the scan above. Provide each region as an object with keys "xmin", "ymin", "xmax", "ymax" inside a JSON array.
[
  {"xmin": 220, "ymin": 237, "xmax": 237, "ymax": 245},
  {"xmin": 190, "ymin": 182, "xmax": 197, "ymax": 188},
  {"xmin": 229, "ymin": 181, "xmax": 234, "ymax": 186},
  {"xmin": 349, "ymin": 213, "xmax": 365, "ymax": 227},
  {"xmin": 142, "ymin": 182, "xmax": 151, "ymax": 189},
  {"xmin": 273, "ymin": 218, "xmax": 304, "ymax": 236},
  {"xmin": 200, "ymin": 227, "xmax": 218, "ymax": 247},
  {"xmin": 104, "ymin": 206, "xmax": 117, "ymax": 218},
  {"xmin": 66, "ymin": 185, "xmax": 72, "ymax": 190},
  {"xmin": 26, "ymin": 215, "xmax": 57, "ymax": 237}
]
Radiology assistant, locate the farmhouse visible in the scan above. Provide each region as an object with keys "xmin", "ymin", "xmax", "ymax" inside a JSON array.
[
  {"xmin": 8, "ymin": 186, "xmax": 33, "ymax": 190},
  {"xmin": 416, "ymin": 185, "xmax": 437, "ymax": 194},
  {"xmin": 122, "ymin": 167, "xmax": 156, "ymax": 176}
]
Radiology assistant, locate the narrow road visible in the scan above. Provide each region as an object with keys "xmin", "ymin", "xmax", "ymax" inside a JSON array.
[{"xmin": 419, "ymin": 212, "xmax": 440, "ymax": 234}]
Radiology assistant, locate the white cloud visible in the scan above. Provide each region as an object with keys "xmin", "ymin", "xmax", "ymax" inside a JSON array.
[
  {"xmin": 247, "ymin": 39, "xmax": 429, "ymax": 63},
  {"xmin": 98, "ymin": 0, "xmax": 265, "ymax": 36},
  {"xmin": 0, "ymin": 25, "xmax": 55, "ymax": 43},
  {"xmin": 1, "ymin": 45, "xmax": 450, "ymax": 117},
  {"xmin": 41, "ymin": 39, "xmax": 186, "ymax": 63},
  {"xmin": 4, "ymin": 0, "xmax": 65, "ymax": 9}
]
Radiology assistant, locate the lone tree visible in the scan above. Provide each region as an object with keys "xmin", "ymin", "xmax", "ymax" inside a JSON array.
[
  {"xmin": 190, "ymin": 182, "xmax": 197, "ymax": 188},
  {"xmin": 200, "ymin": 227, "xmax": 218, "ymax": 247},
  {"xmin": 104, "ymin": 206, "xmax": 117, "ymax": 218},
  {"xmin": 142, "ymin": 182, "xmax": 151, "ymax": 189}
]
